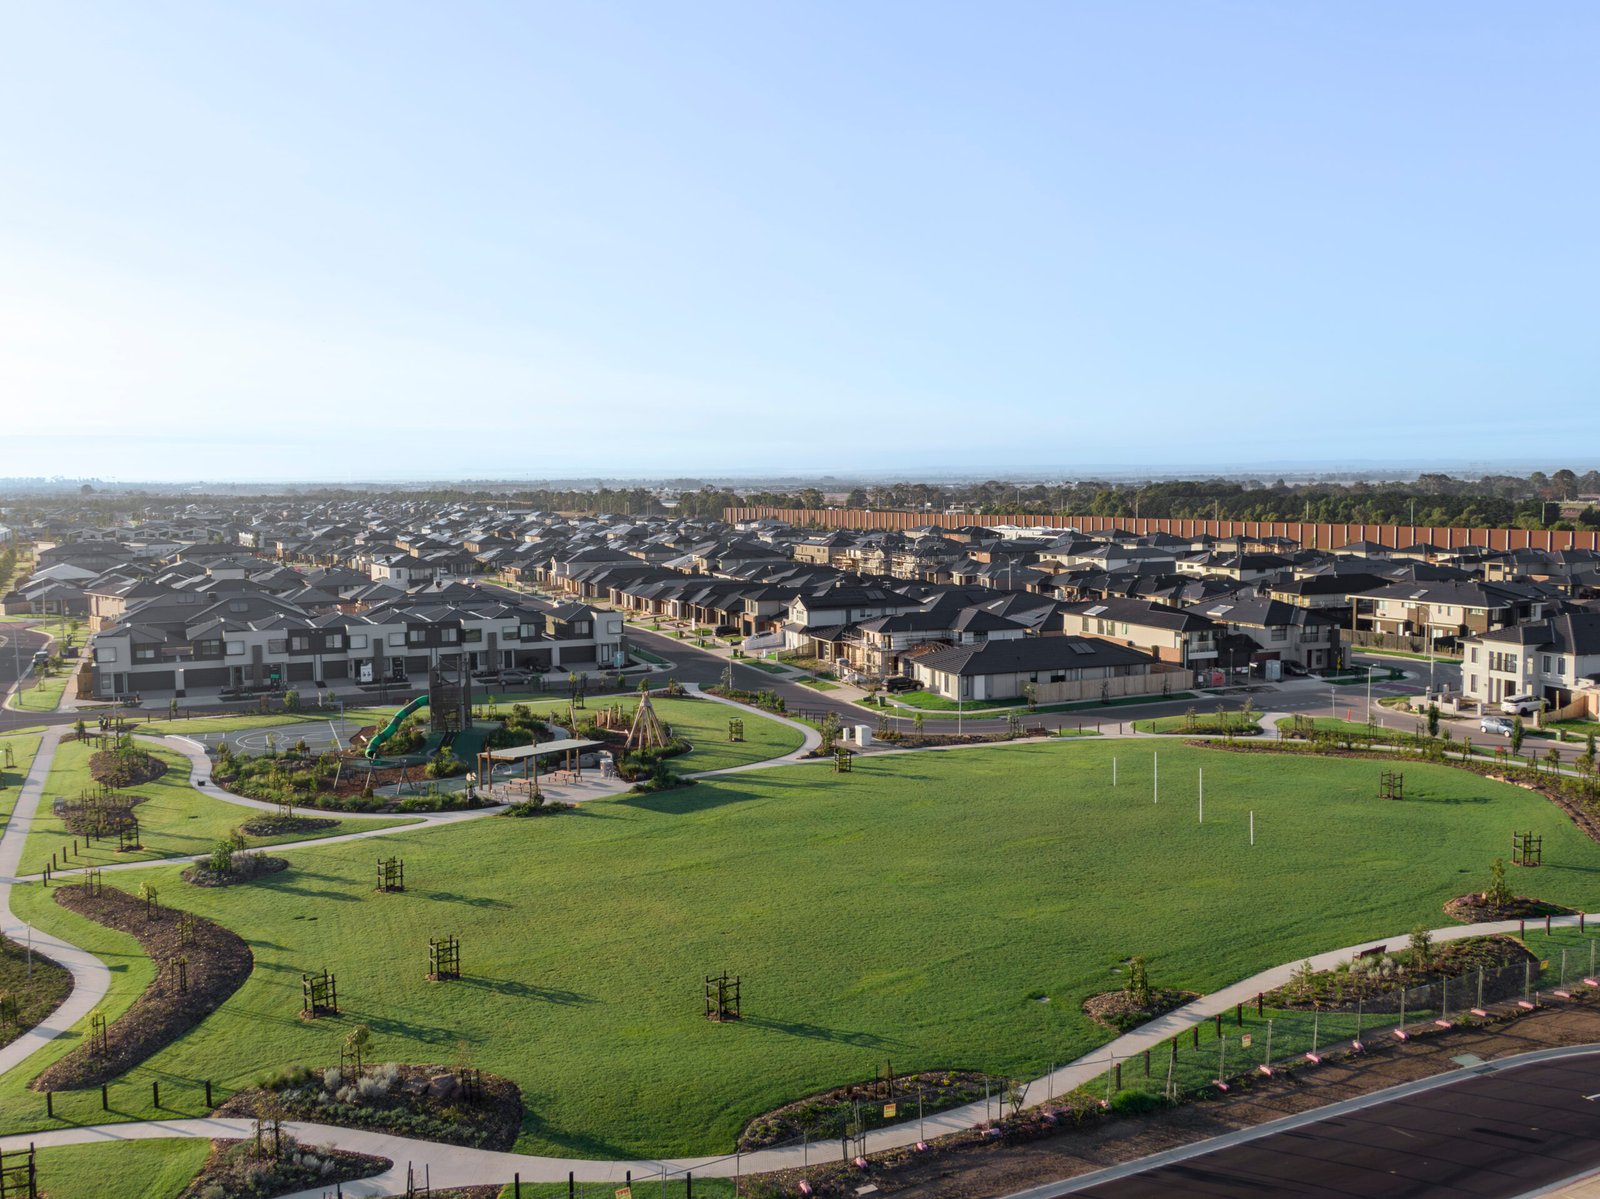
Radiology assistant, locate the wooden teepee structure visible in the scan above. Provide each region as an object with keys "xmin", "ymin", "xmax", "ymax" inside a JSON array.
[{"xmin": 626, "ymin": 694, "xmax": 670, "ymax": 750}]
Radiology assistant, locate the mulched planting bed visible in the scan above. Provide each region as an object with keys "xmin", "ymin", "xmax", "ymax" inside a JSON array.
[
  {"xmin": 239, "ymin": 814, "xmax": 337, "ymax": 836},
  {"xmin": 177, "ymin": 1133, "xmax": 388, "ymax": 1199},
  {"xmin": 182, "ymin": 853, "xmax": 289, "ymax": 888},
  {"xmin": 215, "ymin": 1062, "xmax": 523, "ymax": 1150},
  {"xmin": 0, "ymin": 935, "xmax": 72, "ymax": 1051},
  {"xmin": 89, "ymin": 747, "xmax": 167, "ymax": 787},
  {"xmin": 32, "ymin": 885, "xmax": 254, "ymax": 1091},
  {"xmin": 1445, "ymin": 892, "xmax": 1575, "ymax": 923},
  {"xmin": 1261, "ymin": 934, "xmax": 1535, "ymax": 1012},
  {"xmin": 1083, "ymin": 988, "xmax": 1200, "ymax": 1033},
  {"xmin": 739, "ymin": 1071, "xmax": 991, "ymax": 1151}
]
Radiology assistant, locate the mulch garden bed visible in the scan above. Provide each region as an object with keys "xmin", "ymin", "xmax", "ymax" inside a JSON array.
[
  {"xmin": 1260, "ymin": 934, "xmax": 1536, "ymax": 1013},
  {"xmin": 182, "ymin": 854, "xmax": 289, "ymax": 888},
  {"xmin": 89, "ymin": 748, "xmax": 167, "ymax": 787},
  {"xmin": 215, "ymin": 1062, "xmax": 523, "ymax": 1150},
  {"xmin": 177, "ymin": 1134, "xmax": 388, "ymax": 1199},
  {"xmin": 0, "ymin": 936, "xmax": 72, "ymax": 1052},
  {"xmin": 1083, "ymin": 988, "xmax": 1200, "ymax": 1032},
  {"xmin": 739, "ymin": 1071, "xmax": 991, "ymax": 1151},
  {"xmin": 239, "ymin": 814, "xmax": 337, "ymax": 836},
  {"xmin": 32, "ymin": 885, "xmax": 253, "ymax": 1091},
  {"xmin": 1445, "ymin": 892, "xmax": 1575, "ymax": 923}
]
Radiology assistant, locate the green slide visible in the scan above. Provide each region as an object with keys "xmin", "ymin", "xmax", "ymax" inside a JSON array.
[{"xmin": 365, "ymin": 695, "xmax": 429, "ymax": 759}]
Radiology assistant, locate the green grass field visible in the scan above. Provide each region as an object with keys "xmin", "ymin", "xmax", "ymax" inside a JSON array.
[
  {"xmin": 360, "ymin": 695, "xmax": 807, "ymax": 775},
  {"xmin": 0, "ymin": 734, "xmax": 42, "ymax": 827},
  {"xmin": 31, "ymin": 1138, "xmax": 211, "ymax": 1199},
  {"xmin": 8, "ymin": 738, "xmax": 1598, "ymax": 1160},
  {"xmin": 20, "ymin": 739, "xmax": 418, "ymax": 876},
  {"xmin": 1132, "ymin": 715, "xmax": 1262, "ymax": 735},
  {"xmin": 8, "ymin": 669, "xmax": 71, "ymax": 713},
  {"xmin": 125, "ymin": 712, "xmax": 318, "ymax": 737}
]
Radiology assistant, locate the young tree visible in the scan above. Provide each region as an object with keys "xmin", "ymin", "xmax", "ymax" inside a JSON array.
[
  {"xmin": 1486, "ymin": 857, "xmax": 1512, "ymax": 909},
  {"xmin": 913, "ymin": 711, "xmax": 925, "ymax": 736},
  {"xmin": 1426, "ymin": 703, "xmax": 1440, "ymax": 738},
  {"xmin": 1510, "ymin": 716, "xmax": 1525, "ymax": 756},
  {"xmin": 1408, "ymin": 923, "xmax": 1434, "ymax": 971},
  {"xmin": 1125, "ymin": 956, "xmax": 1152, "ymax": 1008}
]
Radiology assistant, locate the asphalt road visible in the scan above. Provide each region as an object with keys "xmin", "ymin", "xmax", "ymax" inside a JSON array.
[
  {"xmin": 1053, "ymin": 1049, "xmax": 1600, "ymax": 1198},
  {"xmin": 0, "ymin": 622, "xmax": 53, "ymax": 733}
]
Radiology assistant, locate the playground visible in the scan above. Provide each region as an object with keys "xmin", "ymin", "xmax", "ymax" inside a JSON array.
[{"xmin": 6, "ymin": 737, "xmax": 1598, "ymax": 1163}]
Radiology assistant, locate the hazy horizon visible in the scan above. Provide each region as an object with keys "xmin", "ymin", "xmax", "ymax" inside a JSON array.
[{"xmin": 5, "ymin": 3, "xmax": 1597, "ymax": 479}]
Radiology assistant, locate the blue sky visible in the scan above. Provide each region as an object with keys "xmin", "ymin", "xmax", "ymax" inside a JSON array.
[{"xmin": 2, "ymin": 2, "xmax": 1596, "ymax": 481}]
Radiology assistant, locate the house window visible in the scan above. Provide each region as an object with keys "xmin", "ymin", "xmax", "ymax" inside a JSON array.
[
  {"xmin": 98, "ymin": 647, "xmax": 118, "ymax": 663},
  {"xmin": 502, "ymin": 625, "xmax": 518, "ymax": 638},
  {"xmin": 463, "ymin": 628, "xmax": 482, "ymax": 643},
  {"xmin": 441, "ymin": 628, "xmax": 458, "ymax": 643},
  {"xmin": 268, "ymin": 639, "xmax": 287, "ymax": 654},
  {"xmin": 519, "ymin": 624, "xmax": 539, "ymax": 640},
  {"xmin": 226, "ymin": 641, "xmax": 244, "ymax": 656},
  {"xmin": 325, "ymin": 633, "xmax": 344, "ymax": 650},
  {"xmin": 290, "ymin": 635, "xmax": 311, "ymax": 652},
  {"xmin": 1270, "ymin": 627, "xmax": 1287, "ymax": 641},
  {"xmin": 134, "ymin": 647, "xmax": 157, "ymax": 662},
  {"xmin": 388, "ymin": 632, "xmax": 404, "ymax": 647},
  {"xmin": 350, "ymin": 634, "xmax": 368, "ymax": 650},
  {"xmin": 1543, "ymin": 655, "xmax": 1551, "ymax": 673}
]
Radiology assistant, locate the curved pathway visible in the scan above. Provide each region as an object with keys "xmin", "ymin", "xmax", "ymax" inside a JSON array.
[{"xmin": 0, "ymin": 706, "xmax": 1593, "ymax": 1188}]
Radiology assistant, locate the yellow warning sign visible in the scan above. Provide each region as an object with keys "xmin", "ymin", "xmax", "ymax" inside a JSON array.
[{"xmin": 884, "ymin": 1102, "xmax": 897, "ymax": 1118}]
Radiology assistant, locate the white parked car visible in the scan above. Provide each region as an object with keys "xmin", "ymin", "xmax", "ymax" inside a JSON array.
[{"xmin": 1499, "ymin": 694, "xmax": 1540, "ymax": 716}]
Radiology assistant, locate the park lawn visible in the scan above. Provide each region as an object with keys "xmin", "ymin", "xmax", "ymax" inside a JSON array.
[
  {"xmin": 30, "ymin": 1138, "xmax": 211, "ymax": 1199},
  {"xmin": 514, "ymin": 695, "xmax": 805, "ymax": 773},
  {"xmin": 348, "ymin": 695, "xmax": 806, "ymax": 775},
  {"xmin": 1273, "ymin": 717, "xmax": 1416, "ymax": 739},
  {"xmin": 19, "ymin": 739, "xmax": 419, "ymax": 876},
  {"xmin": 8, "ymin": 669, "xmax": 71, "ymax": 713},
  {"xmin": 887, "ymin": 690, "xmax": 1017, "ymax": 712},
  {"xmin": 796, "ymin": 678, "xmax": 839, "ymax": 692},
  {"xmin": 741, "ymin": 660, "xmax": 792, "ymax": 675},
  {"xmin": 10, "ymin": 740, "xmax": 1600, "ymax": 1159},
  {"xmin": 0, "ymin": 734, "xmax": 42, "ymax": 826},
  {"xmin": 129, "ymin": 712, "xmax": 321, "ymax": 737},
  {"xmin": 1132, "ymin": 715, "xmax": 1262, "ymax": 735}
]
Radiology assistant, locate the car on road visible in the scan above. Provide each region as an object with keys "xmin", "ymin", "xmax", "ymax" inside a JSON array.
[{"xmin": 1480, "ymin": 715, "xmax": 1515, "ymax": 736}]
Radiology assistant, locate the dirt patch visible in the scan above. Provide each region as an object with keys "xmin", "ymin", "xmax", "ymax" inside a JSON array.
[
  {"xmin": 32, "ymin": 885, "xmax": 253, "ymax": 1091},
  {"xmin": 1083, "ymin": 988, "xmax": 1199, "ymax": 1032},
  {"xmin": 745, "ymin": 998, "xmax": 1600, "ymax": 1199},
  {"xmin": 239, "ymin": 814, "xmax": 337, "ymax": 836},
  {"xmin": 740, "ymin": 1071, "xmax": 991, "ymax": 1151},
  {"xmin": 1445, "ymin": 893, "xmax": 1575, "ymax": 923},
  {"xmin": 177, "ymin": 1134, "xmax": 387, "ymax": 1199},
  {"xmin": 89, "ymin": 747, "xmax": 167, "ymax": 787},
  {"xmin": 182, "ymin": 854, "xmax": 289, "ymax": 888},
  {"xmin": 215, "ymin": 1063, "xmax": 522, "ymax": 1150}
]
